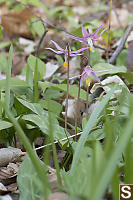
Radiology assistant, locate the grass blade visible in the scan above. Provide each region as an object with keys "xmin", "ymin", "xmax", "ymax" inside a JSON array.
[
  {"xmin": 5, "ymin": 45, "xmax": 13, "ymax": 109},
  {"xmin": 70, "ymin": 86, "xmax": 116, "ymax": 174},
  {"xmin": 91, "ymin": 111, "xmax": 133, "ymax": 200},
  {"xmin": 1, "ymin": 101, "xmax": 50, "ymax": 199}
]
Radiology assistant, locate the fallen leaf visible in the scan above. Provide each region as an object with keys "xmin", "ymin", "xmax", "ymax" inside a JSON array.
[
  {"xmin": 0, "ymin": 195, "xmax": 13, "ymax": 200},
  {"xmin": 1, "ymin": 8, "xmax": 34, "ymax": 37},
  {"xmin": 0, "ymin": 182, "xmax": 7, "ymax": 195}
]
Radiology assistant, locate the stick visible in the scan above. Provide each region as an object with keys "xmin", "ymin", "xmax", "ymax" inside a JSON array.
[
  {"xmin": 65, "ymin": 44, "xmax": 70, "ymax": 130},
  {"xmin": 35, "ymin": 29, "xmax": 48, "ymax": 57},
  {"xmin": 75, "ymin": 79, "xmax": 81, "ymax": 139},
  {"xmin": 109, "ymin": 22, "xmax": 133, "ymax": 64},
  {"xmin": 107, "ymin": 0, "xmax": 112, "ymax": 62},
  {"xmin": 16, "ymin": 0, "xmax": 109, "ymax": 53}
]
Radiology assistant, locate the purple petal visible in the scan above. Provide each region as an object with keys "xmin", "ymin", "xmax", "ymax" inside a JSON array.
[
  {"xmin": 85, "ymin": 68, "xmax": 92, "ymax": 77},
  {"xmin": 45, "ymin": 48, "xmax": 63, "ymax": 54},
  {"xmin": 91, "ymin": 25, "xmax": 102, "ymax": 37},
  {"xmin": 95, "ymin": 70, "xmax": 108, "ymax": 74},
  {"xmin": 80, "ymin": 75, "xmax": 84, "ymax": 87},
  {"xmin": 80, "ymin": 70, "xmax": 88, "ymax": 86},
  {"xmin": 50, "ymin": 40, "xmax": 64, "ymax": 52},
  {"xmin": 91, "ymin": 71, "xmax": 101, "ymax": 82},
  {"xmin": 93, "ymin": 28, "xmax": 107, "ymax": 39},
  {"xmin": 68, "ymin": 43, "xmax": 72, "ymax": 54},
  {"xmin": 67, "ymin": 34, "xmax": 87, "ymax": 43},
  {"xmin": 69, "ymin": 53, "xmax": 82, "ymax": 56},
  {"xmin": 82, "ymin": 26, "xmax": 90, "ymax": 38},
  {"xmin": 71, "ymin": 46, "xmax": 90, "ymax": 53}
]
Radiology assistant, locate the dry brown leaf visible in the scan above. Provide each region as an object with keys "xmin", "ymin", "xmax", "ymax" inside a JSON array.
[
  {"xmin": 6, "ymin": 183, "xmax": 17, "ymax": 193},
  {"xmin": 0, "ymin": 182, "xmax": 7, "ymax": 195},
  {"xmin": 0, "ymin": 195, "xmax": 13, "ymax": 200},
  {"xmin": 0, "ymin": 162, "xmax": 20, "ymax": 186},
  {"xmin": 1, "ymin": 8, "xmax": 34, "ymax": 37}
]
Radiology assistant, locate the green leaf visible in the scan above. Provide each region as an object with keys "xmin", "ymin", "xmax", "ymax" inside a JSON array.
[
  {"xmin": 5, "ymin": 45, "xmax": 13, "ymax": 109},
  {"xmin": 90, "ymin": 49, "xmax": 105, "ymax": 66},
  {"xmin": 121, "ymin": 72, "xmax": 133, "ymax": 84},
  {"xmin": 27, "ymin": 55, "xmax": 46, "ymax": 80},
  {"xmin": 0, "ymin": 120, "xmax": 12, "ymax": 130},
  {"xmin": 44, "ymin": 88, "xmax": 63, "ymax": 100},
  {"xmin": 55, "ymin": 55, "xmax": 64, "ymax": 66},
  {"xmin": 124, "ymin": 140, "xmax": 133, "ymax": 184},
  {"xmin": 0, "ymin": 54, "xmax": 8, "ymax": 72},
  {"xmin": 0, "ymin": 78, "xmax": 29, "ymax": 90},
  {"xmin": 39, "ymin": 99, "xmax": 62, "ymax": 115},
  {"xmin": 0, "ymin": 42, "xmax": 10, "ymax": 50},
  {"xmin": 93, "ymin": 63, "xmax": 127, "ymax": 76},
  {"xmin": 70, "ymin": 86, "xmax": 116, "ymax": 174},
  {"xmin": 22, "ymin": 113, "xmax": 66, "ymax": 140},
  {"xmin": 0, "ymin": 25, "xmax": 1, "ymax": 40},
  {"xmin": 62, "ymin": 145, "xmax": 93, "ymax": 198},
  {"xmin": 51, "ymin": 84, "xmax": 91, "ymax": 101},
  {"xmin": 18, "ymin": 0, "xmax": 48, "ymax": 13},
  {"xmin": 116, "ymin": 50, "xmax": 127, "ymax": 66},
  {"xmin": 16, "ymin": 97, "xmax": 45, "ymax": 116},
  {"xmin": 30, "ymin": 17, "xmax": 45, "ymax": 37},
  {"xmin": 91, "ymin": 109, "xmax": 133, "ymax": 200},
  {"xmin": 87, "ymin": 128, "xmax": 105, "ymax": 141},
  {"xmin": 17, "ymin": 156, "xmax": 43, "ymax": 200}
]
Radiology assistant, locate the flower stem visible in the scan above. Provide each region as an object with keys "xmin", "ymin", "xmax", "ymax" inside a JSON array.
[
  {"xmin": 75, "ymin": 78, "xmax": 81, "ymax": 140},
  {"xmin": 107, "ymin": 0, "xmax": 112, "ymax": 62},
  {"xmin": 34, "ymin": 58, "xmax": 39, "ymax": 103},
  {"xmin": 65, "ymin": 44, "xmax": 70, "ymax": 130},
  {"xmin": 86, "ymin": 85, "xmax": 89, "ymax": 121}
]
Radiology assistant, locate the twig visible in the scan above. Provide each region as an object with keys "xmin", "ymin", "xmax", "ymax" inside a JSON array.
[
  {"xmin": 107, "ymin": 0, "xmax": 112, "ymax": 62},
  {"xmin": 109, "ymin": 22, "xmax": 133, "ymax": 64},
  {"xmin": 35, "ymin": 132, "xmax": 82, "ymax": 151},
  {"xmin": 16, "ymin": 0, "xmax": 71, "ymax": 34},
  {"xmin": 18, "ymin": 125, "xmax": 102, "ymax": 155},
  {"xmin": 35, "ymin": 29, "xmax": 48, "ymax": 57},
  {"xmin": 34, "ymin": 125, "xmax": 102, "ymax": 151},
  {"xmin": 113, "ymin": 8, "xmax": 124, "ymax": 30},
  {"xmin": 75, "ymin": 79, "xmax": 81, "ymax": 139},
  {"xmin": 16, "ymin": 0, "xmax": 109, "ymax": 53},
  {"xmin": 94, "ymin": 44, "xmax": 114, "ymax": 52},
  {"xmin": 65, "ymin": 44, "xmax": 70, "ymax": 130},
  {"xmin": 86, "ymin": 86, "xmax": 89, "ymax": 121}
]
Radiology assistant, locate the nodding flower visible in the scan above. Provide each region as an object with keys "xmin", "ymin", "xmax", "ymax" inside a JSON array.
[
  {"xmin": 80, "ymin": 66, "xmax": 107, "ymax": 87},
  {"xmin": 67, "ymin": 25, "xmax": 107, "ymax": 53},
  {"xmin": 46, "ymin": 40, "xmax": 90, "ymax": 67},
  {"xmin": 69, "ymin": 66, "xmax": 107, "ymax": 87}
]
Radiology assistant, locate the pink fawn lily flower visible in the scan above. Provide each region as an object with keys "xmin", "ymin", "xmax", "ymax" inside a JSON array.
[
  {"xmin": 67, "ymin": 25, "xmax": 107, "ymax": 53},
  {"xmin": 46, "ymin": 40, "xmax": 90, "ymax": 67},
  {"xmin": 80, "ymin": 66, "xmax": 106, "ymax": 87}
]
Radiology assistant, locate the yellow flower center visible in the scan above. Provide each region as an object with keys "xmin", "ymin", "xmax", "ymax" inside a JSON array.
[
  {"xmin": 86, "ymin": 78, "xmax": 91, "ymax": 87},
  {"xmin": 63, "ymin": 61, "xmax": 67, "ymax": 67},
  {"xmin": 90, "ymin": 46, "xmax": 94, "ymax": 52}
]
